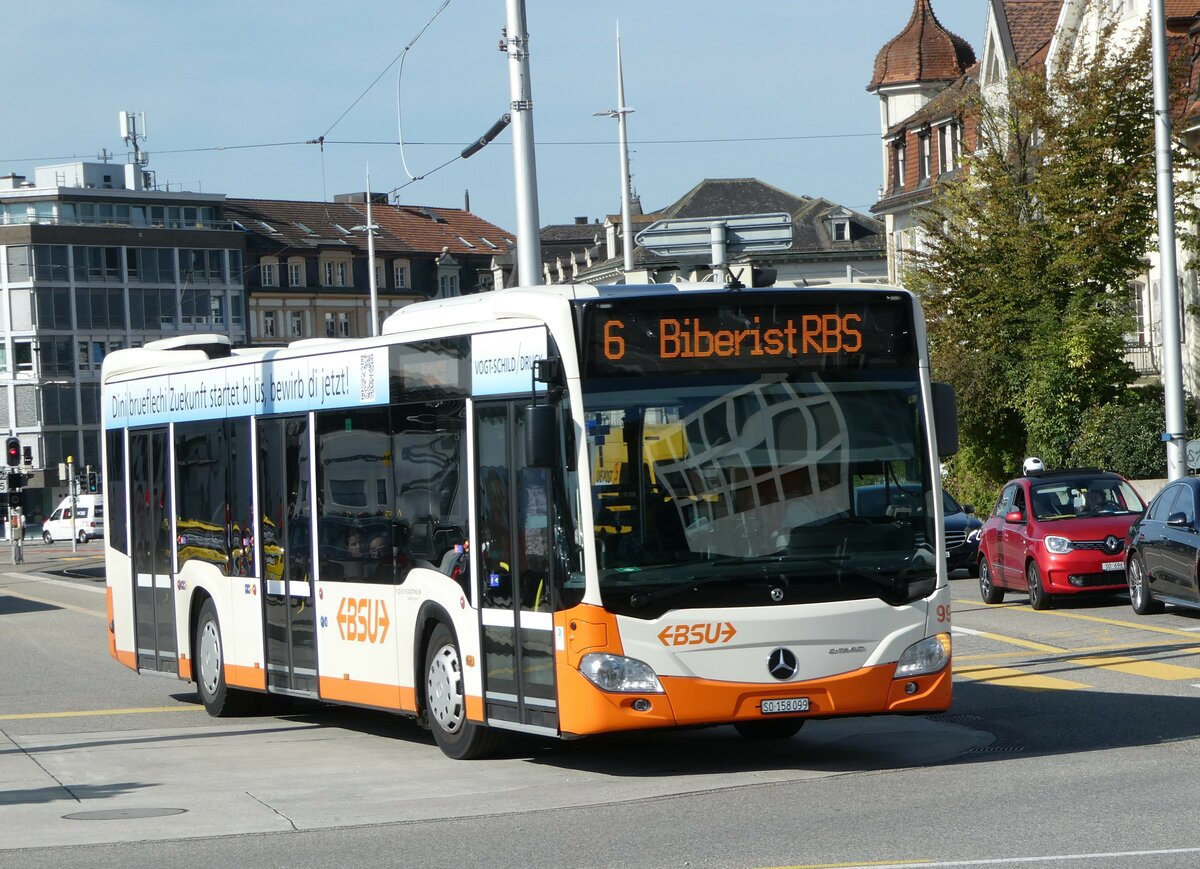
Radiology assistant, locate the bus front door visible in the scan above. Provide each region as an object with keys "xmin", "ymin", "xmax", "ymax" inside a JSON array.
[
  {"xmin": 475, "ymin": 402, "xmax": 559, "ymax": 737},
  {"xmin": 129, "ymin": 428, "xmax": 177, "ymax": 673},
  {"xmin": 257, "ymin": 417, "xmax": 318, "ymax": 697}
]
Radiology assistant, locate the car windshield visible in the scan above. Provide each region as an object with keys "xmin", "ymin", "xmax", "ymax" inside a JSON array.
[
  {"xmin": 1030, "ymin": 477, "xmax": 1145, "ymax": 520},
  {"xmin": 582, "ymin": 371, "xmax": 938, "ymax": 616}
]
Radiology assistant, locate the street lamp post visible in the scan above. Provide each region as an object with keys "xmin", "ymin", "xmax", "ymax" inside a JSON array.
[{"xmin": 351, "ymin": 165, "xmax": 380, "ymax": 338}]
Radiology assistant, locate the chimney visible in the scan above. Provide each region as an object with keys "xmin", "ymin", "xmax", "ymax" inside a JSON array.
[
  {"xmin": 575, "ymin": 216, "xmax": 588, "ymax": 225},
  {"xmin": 464, "ymin": 189, "xmax": 470, "ymax": 212}
]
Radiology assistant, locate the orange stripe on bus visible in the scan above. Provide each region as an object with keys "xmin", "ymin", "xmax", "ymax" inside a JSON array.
[
  {"xmin": 466, "ymin": 694, "xmax": 485, "ymax": 722},
  {"xmin": 556, "ymin": 660, "xmax": 952, "ymax": 737},
  {"xmin": 225, "ymin": 663, "xmax": 266, "ymax": 690},
  {"xmin": 114, "ymin": 648, "xmax": 137, "ymax": 671},
  {"xmin": 318, "ymin": 676, "xmax": 418, "ymax": 712},
  {"xmin": 106, "ymin": 587, "xmax": 117, "ymax": 660},
  {"xmin": 178, "ymin": 656, "xmax": 193, "ymax": 681},
  {"xmin": 555, "ymin": 604, "xmax": 624, "ymax": 667}
]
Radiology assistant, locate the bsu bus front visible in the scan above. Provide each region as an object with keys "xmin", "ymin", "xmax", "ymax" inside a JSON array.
[{"xmin": 102, "ymin": 284, "xmax": 955, "ymax": 759}]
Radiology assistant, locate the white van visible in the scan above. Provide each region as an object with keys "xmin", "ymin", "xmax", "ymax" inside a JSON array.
[{"xmin": 42, "ymin": 494, "xmax": 104, "ymax": 544}]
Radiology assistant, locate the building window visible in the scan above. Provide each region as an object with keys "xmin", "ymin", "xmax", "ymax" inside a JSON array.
[
  {"xmin": 919, "ymin": 132, "xmax": 931, "ymax": 182},
  {"xmin": 287, "ymin": 259, "xmax": 305, "ymax": 287},
  {"xmin": 374, "ymin": 262, "xmax": 385, "ymax": 288},
  {"xmin": 263, "ymin": 311, "xmax": 277, "ymax": 339},
  {"xmin": 394, "ymin": 262, "xmax": 408, "ymax": 289},
  {"xmin": 438, "ymin": 274, "xmax": 459, "ymax": 297},
  {"xmin": 339, "ymin": 312, "xmax": 350, "ymax": 337},
  {"xmin": 832, "ymin": 220, "xmax": 849, "ymax": 242},
  {"xmin": 892, "ymin": 141, "xmax": 906, "ymax": 191},
  {"xmin": 939, "ymin": 123, "xmax": 962, "ymax": 173},
  {"xmin": 325, "ymin": 312, "xmax": 337, "ymax": 338},
  {"xmin": 323, "ymin": 259, "xmax": 349, "ymax": 287},
  {"xmin": 290, "ymin": 311, "xmax": 304, "ymax": 338},
  {"xmin": 260, "ymin": 259, "xmax": 279, "ymax": 287}
]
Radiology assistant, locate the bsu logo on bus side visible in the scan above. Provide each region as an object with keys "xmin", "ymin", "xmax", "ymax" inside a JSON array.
[
  {"xmin": 658, "ymin": 622, "xmax": 737, "ymax": 646},
  {"xmin": 336, "ymin": 597, "xmax": 391, "ymax": 644}
]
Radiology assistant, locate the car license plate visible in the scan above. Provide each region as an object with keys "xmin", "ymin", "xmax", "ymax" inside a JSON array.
[
  {"xmin": 1102, "ymin": 560, "xmax": 1124, "ymax": 571},
  {"xmin": 761, "ymin": 697, "xmax": 809, "ymax": 715}
]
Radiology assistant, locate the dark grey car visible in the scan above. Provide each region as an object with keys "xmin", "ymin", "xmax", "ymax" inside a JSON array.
[{"xmin": 1126, "ymin": 478, "xmax": 1200, "ymax": 615}]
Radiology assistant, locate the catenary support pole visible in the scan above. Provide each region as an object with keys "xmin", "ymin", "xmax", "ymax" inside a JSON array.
[
  {"xmin": 1151, "ymin": 0, "xmax": 1187, "ymax": 480},
  {"xmin": 505, "ymin": 0, "xmax": 544, "ymax": 286}
]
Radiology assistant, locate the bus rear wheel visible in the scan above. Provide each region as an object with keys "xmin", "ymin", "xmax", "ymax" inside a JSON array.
[
  {"xmin": 424, "ymin": 623, "xmax": 499, "ymax": 759},
  {"xmin": 734, "ymin": 718, "xmax": 806, "ymax": 740},
  {"xmin": 195, "ymin": 599, "xmax": 250, "ymax": 717}
]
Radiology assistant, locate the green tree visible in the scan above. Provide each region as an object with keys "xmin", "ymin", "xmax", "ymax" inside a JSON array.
[{"xmin": 906, "ymin": 7, "xmax": 1198, "ymax": 509}]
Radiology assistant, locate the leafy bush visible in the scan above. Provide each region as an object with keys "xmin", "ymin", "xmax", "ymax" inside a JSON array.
[{"xmin": 1069, "ymin": 387, "xmax": 1191, "ymax": 479}]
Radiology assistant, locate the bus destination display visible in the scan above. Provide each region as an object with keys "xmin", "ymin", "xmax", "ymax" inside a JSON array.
[{"xmin": 582, "ymin": 296, "xmax": 915, "ymax": 377}]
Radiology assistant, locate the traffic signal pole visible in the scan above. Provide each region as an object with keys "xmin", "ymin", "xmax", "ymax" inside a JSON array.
[{"xmin": 68, "ymin": 456, "xmax": 77, "ymax": 554}]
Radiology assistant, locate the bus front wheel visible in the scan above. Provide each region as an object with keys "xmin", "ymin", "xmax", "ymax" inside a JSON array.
[
  {"xmin": 424, "ymin": 623, "xmax": 499, "ymax": 760},
  {"xmin": 195, "ymin": 599, "xmax": 249, "ymax": 717}
]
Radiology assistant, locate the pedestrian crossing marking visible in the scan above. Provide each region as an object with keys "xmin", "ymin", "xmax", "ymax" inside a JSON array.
[
  {"xmin": 954, "ymin": 664, "xmax": 1086, "ymax": 691},
  {"xmin": 1067, "ymin": 655, "xmax": 1200, "ymax": 681}
]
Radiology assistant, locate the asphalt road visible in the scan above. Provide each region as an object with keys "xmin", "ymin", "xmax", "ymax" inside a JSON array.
[{"xmin": 3, "ymin": 559, "xmax": 1200, "ymax": 868}]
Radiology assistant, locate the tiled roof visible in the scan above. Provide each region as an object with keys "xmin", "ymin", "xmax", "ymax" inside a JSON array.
[
  {"xmin": 224, "ymin": 198, "xmax": 514, "ymax": 257},
  {"xmin": 1004, "ymin": 0, "xmax": 1063, "ymax": 69},
  {"xmin": 868, "ymin": 0, "xmax": 976, "ymax": 91},
  {"xmin": 636, "ymin": 180, "xmax": 880, "ymax": 259},
  {"xmin": 363, "ymin": 204, "xmax": 513, "ymax": 256},
  {"xmin": 224, "ymin": 199, "xmax": 385, "ymax": 251},
  {"xmin": 658, "ymin": 178, "xmax": 812, "ymax": 220},
  {"xmin": 1166, "ymin": 0, "xmax": 1200, "ymax": 19}
]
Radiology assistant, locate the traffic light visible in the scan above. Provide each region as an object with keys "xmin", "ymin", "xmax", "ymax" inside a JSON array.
[
  {"xmin": 5, "ymin": 472, "xmax": 24, "ymax": 490},
  {"xmin": 5, "ymin": 437, "xmax": 19, "ymax": 467},
  {"xmin": 8, "ymin": 490, "xmax": 21, "ymax": 509},
  {"xmin": 87, "ymin": 472, "xmax": 99, "ymax": 493}
]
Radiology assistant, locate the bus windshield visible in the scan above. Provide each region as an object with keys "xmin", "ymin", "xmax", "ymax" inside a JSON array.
[{"xmin": 578, "ymin": 292, "xmax": 936, "ymax": 617}]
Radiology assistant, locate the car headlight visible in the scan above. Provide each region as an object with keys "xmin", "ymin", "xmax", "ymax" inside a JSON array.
[
  {"xmin": 1045, "ymin": 535, "xmax": 1073, "ymax": 554},
  {"xmin": 580, "ymin": 653, "xmax": 664, "ymax": 693},
  {"xmin": 966, "ymin": 527, "xmax": 982, "ymax": 544},
  {"xmin": 895, "ymin": 633, "xmax": 951, "ymax": 678}
]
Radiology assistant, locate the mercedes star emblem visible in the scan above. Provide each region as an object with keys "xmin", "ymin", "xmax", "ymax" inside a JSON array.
[{"xmin": 768, "ymin": 647, "xmax": 799, "ymax": 680}]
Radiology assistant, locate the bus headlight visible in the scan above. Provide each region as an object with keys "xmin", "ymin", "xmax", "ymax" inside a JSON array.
[
  {"xmin": 895, "ymin": 633, "xmax": 951, "ymax": 678},
  {"xmin": 580, "ymin": 653, "xmax": 664, "ymax": 693}
]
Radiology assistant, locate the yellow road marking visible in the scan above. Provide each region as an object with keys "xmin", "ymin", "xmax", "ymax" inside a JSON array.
[
  {"xmin": 0, "ymin": 705, "xmax": 203, "ymax": 721},
  {"xmin": 955, "ymin": 664, "xmax": 1085, "ymax": 691},
  {"xmin": 954, "ymin": 598, "xmax": 1200, "ymax": 639},
  {"xmin": 955, "ymin": 627, "xmax": 1063, "ymax": 654},
  {"xmin": 0, "ymin": 586, "xmax": 104, "ymax": 618},
  {"xmin": 1067, "ymin": 655, "xmax": 1200, "ymax": 681}
]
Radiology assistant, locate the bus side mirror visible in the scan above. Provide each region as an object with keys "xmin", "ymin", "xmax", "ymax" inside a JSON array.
[
  {"xmin": 932, "ymin": 382, "xmax": 959, "ymax": 458},
  {"xmin": 525, "ymin": 404, "xmax": 557, "ymax": 468}
]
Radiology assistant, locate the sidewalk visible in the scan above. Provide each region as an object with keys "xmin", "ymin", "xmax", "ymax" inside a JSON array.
[{"xmin": 0, "ymin": 536, "xmax": 105, "ymax": 579}]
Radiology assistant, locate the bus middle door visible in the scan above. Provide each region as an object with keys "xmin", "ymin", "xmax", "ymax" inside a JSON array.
[
  {"xmin": 475, "ymin": 402, "xmax": 558, "ymax": 736},
  {"xmin": 129, "ymin": 428, "xmax": 177, "ymax": 674}
]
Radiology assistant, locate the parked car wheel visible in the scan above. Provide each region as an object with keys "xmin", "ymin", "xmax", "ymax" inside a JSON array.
[
  {"xmin": 979, "ymin": 556, "xmax": 1004, "ymax": 604},
  {"xmin": 1127, "ymin": 551, "xmax": 1164, "ymax": 615},
  {"xmin": 1027, "ymin": 561, "xmax": 1052, "ymax": 610}
]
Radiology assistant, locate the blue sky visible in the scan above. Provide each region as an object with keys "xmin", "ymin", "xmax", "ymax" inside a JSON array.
[{"xmin": 1, "ymin": 0, "xmax": 987, "ymax": 232}]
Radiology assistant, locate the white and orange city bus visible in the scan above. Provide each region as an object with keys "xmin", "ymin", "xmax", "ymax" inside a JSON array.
[{"xmin": 101, "ymin": 282, "xmax": 958, "ymax": 759}]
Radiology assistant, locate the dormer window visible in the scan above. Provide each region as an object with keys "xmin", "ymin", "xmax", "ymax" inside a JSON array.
[
  {"xmin": 918, "ymin": 131, "xmax": 932, "ymax": 182},
  {"xmin": 939, "ymin": 122, "xmax": 962, "ymax": 173},
  {"xmin": 892, "ymin": 140, "xmax": 906, "ymax": 191},
  {"xmin": 832, "ymin": 220, "xmax": 850, "ymax": 242}
]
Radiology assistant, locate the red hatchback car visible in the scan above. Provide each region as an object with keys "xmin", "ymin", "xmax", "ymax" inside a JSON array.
[{"xmin": 976, "ymin": 469, "xmax": 1146, "ymax": 609}]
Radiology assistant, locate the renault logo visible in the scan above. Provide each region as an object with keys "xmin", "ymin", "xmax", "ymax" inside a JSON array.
[
  {"xmin": 1104, "ymin": 535, "xmax": 1121, "ymax": 555},
  {"xmin": 768, "ymin": 647, "xmax": 798, "ymax": 680}
]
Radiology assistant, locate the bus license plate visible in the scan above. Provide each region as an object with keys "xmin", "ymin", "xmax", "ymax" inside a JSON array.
[
  {"xmin": 761, "ymin": 697, "xmax": 809, "ymax": 715},
  {"xmin": 1102, "ymin": 560, "xmax": 1124, "ymax": 571}
]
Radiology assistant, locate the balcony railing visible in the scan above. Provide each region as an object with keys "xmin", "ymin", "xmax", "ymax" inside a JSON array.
[
  {"xmin": 1124, "ymin": 341, "xmax": 1158, "ymax": 376},
  {"xmin": 0, "ymin": 214, "xmax": 237, "ymax": 232}
]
